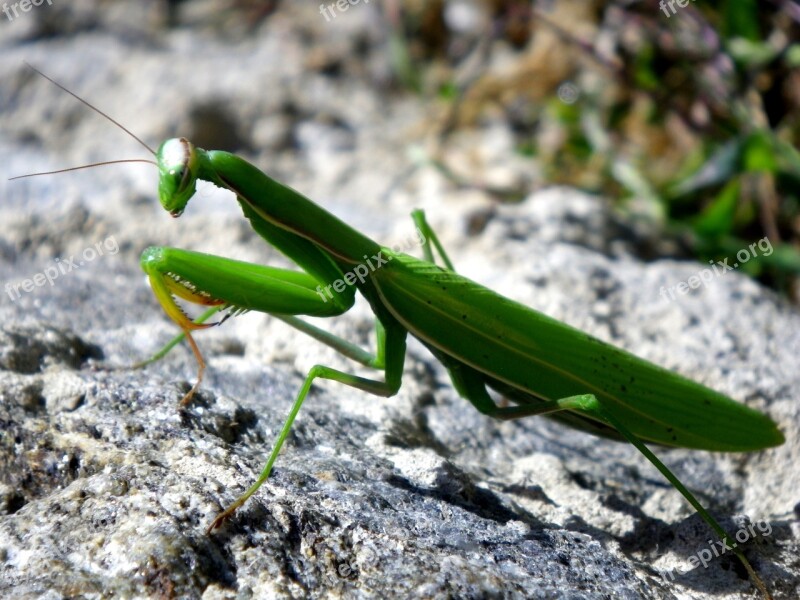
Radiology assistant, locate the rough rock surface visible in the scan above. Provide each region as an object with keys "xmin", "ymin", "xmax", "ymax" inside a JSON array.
[{"xmin": 1, "ymin": 3, "xmax": 798, "ymax": 599}]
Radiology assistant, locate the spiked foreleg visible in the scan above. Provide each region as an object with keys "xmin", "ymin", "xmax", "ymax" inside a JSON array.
[{"xmin": 140, "ymin": 246, "xmax": 356, "ymax": 404}]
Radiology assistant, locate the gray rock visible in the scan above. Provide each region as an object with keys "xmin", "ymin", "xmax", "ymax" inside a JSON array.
[{"xmin": 0, "ymin": 3, "xmax": 798, "ymax": 599}]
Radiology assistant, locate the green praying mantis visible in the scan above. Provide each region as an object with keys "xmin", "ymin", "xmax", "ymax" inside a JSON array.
[{"xmin": 13, "ymin": 66, "xmax": 783, "ymax": 599}]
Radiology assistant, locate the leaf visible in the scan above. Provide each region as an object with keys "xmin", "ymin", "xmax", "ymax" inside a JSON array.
[
  {"xmin": 611, "ymin": 160, "xmax": 661, "ymax": 210},
  {"xmin": 670, "ymin": 139, "xmax": 742, "ymax": 197},
  {"xmin": 743, "ymin": 131, "xmax": 779, "ymax": 173},
  {"xmin": 692, "ymin": 179, "xmax": 740, "ymax": 239},
  {"xmin": 773, "ymin": 138, "xmax": 800, "ymax": 180},
  {"xmin": 722, "ymin": 0, "xmax": 761, "ymax": 41},
  {"xmin": 786, "ymin": 44, "xmax": 800, "ymax": 68},
  {"xmin": 728, "ymin": 38, "xmax": 779, "ymax": 68},
  {"xmin": 760, "ymin": 243, "xmax": 800, "ymax": 274}
]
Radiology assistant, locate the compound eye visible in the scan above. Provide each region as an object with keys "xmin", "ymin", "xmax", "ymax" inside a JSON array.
[
  {"xmin": 169, "ymin": 139, "xmax": 194, "ymax": 193},
  {"xmin": 179, "ymin": 160, "xmax": 192, "ymax": 192}
]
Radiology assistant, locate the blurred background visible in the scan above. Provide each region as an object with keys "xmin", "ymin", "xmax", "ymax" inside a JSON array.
[
  {"xmin": 2, "ymin": 0, "xmax": 799, "ymax": 299},
  {"xmin": 1, "ymin": 4, "xmax": 800, "ymax": 599}
]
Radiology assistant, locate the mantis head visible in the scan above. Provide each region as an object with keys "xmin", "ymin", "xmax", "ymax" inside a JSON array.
[
  {"xmin": 157, "ymin": 138, "xmax": 200, "ymax": 217},
  {"xmin": 12, "ymin": 68, "xmax": 203, "ymax": 220}
]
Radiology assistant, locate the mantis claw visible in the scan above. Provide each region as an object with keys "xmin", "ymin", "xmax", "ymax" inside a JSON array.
[
  {"xmin": 206, "ymin": 512, "xmax": 229, "ymax": 534},
  {"xmin": 141, "ymin": 253, "xmax": 224, "ymax": 405},
  {"xmin": 178, "ymin": 327, "xmax": 206, "ymax": 406},
  {"xmin": 207, "ymin": 497, "xmax": 247, "ymax": 534},
  {"xmin": 206, "ymin": 515, "xmax": 224, "ymax": 534}
]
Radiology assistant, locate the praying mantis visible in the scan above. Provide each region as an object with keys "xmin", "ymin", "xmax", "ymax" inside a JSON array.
[{"xmin": 14, "ymin": 66, "xmax": 783, "ymax": 599}]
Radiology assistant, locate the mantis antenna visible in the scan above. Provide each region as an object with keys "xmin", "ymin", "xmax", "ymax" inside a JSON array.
[{"xmin": 9, "ymin": 63, "xmax": 157, "ymax": 181}]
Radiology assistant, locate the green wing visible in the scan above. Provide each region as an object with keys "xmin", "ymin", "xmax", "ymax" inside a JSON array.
[{"xmin": 373, "ymin": 252, "xmax": 783, "ymax": 451}]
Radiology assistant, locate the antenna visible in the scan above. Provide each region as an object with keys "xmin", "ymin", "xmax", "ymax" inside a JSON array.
[
  {"xmin": 23, "ymin": 61, "xmax": 156, "ymax": 156},
  {"xmin": 9, "ymin": 159, "xmax": 157, "ymax": 181}
]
